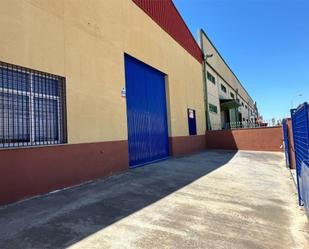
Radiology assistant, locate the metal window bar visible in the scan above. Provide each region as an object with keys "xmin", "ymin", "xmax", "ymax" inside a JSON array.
[{"xmin": 0, "ymin": 61, "xmax": 67, "ymax": 148}]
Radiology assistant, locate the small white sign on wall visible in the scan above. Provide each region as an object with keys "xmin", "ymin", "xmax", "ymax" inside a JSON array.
[
  {"xmin": 188, "ymin": 109, "xmax": 194, "ymax": 119},
  {"xmin": 121, "ymin": 87, "xmax": 126, "ymax": 97}
]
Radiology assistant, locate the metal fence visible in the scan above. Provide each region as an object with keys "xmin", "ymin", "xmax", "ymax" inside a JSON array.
[
  {"xmin": 301, "ymin": 160, "xmax": 309, "ymax": 215},
  {"xmin": 291, "ymin": 102, "xmax": 309, "ymax": 210},
  {"xmin": 210, "ymin": 120, "xmax": 282, "ymax": 131}
]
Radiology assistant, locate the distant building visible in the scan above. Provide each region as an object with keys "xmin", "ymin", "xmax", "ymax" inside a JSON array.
[{"xmin": 200, "ymin": 30, "xmax": 258, "ymax": 130}]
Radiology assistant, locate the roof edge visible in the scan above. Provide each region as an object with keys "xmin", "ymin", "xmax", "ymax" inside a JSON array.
[
  {"xmin": 132, "ymin": 0, "xmax": 203, "ymax": 64},
  {"xmin": 200, "ymin": 28, "xmax": 255, "ymax": 106}
]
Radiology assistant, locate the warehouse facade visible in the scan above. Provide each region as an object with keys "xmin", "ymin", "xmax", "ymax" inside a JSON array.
[
  {"xmin": 200, "ymin": 30, "xmax": 258, "ymax": 130},
  {"xmin": 0, "ymin": 0, "xmax": 206, "ymax": 205}
]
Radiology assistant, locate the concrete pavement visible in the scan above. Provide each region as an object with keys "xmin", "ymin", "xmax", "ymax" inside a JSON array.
[{"xmin": 0, "ymin": 150, "xmax": 308, "ymax": 249}]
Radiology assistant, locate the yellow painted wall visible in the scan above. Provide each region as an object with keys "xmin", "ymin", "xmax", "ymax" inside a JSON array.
[{"xmin": 0, "ymin": 0, "xmax": 205, "ymax": 144}]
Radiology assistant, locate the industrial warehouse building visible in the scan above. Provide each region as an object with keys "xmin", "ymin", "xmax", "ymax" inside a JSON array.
[
  {"xmin": 0, "ymin": 0, "xmax": 206, "ymax": 205},
  {"xmin": 200, "ymin": 30, "xmax": 258, "ymax": 130},
  {"xmin": 0, "ymin": 0, "xmax": 259, "ymax": 206}
]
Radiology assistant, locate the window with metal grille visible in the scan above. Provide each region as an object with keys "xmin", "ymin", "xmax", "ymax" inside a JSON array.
[{"xmin": 0, "ymin": 61, "xmax": 67, "ymax": 148}]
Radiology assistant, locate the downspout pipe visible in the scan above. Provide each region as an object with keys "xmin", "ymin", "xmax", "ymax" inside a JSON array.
[{"xmin": 200, "ymin": 29, "xmax": 211, "ymax": 131}]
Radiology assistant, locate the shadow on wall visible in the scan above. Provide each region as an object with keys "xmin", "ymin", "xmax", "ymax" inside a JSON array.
[
  {"xmin": 287, "ymin": 119, "xmax": 296, "ymax": 169},
  {"xmin": 205, "ymin": 127, "xmax": 283, "ymax": 152},
  {"xmin": 0, "ymin": 150, "xmax": 236, "ymax": 249},
  {"xmin": 206, "ymin": 129, "xmax": 238, "ymax": 150}
]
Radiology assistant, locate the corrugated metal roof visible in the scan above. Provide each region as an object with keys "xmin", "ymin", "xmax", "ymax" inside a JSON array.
[{"xmin": 132, "ymin": 0, "xmax": 203, "ymax": 64}]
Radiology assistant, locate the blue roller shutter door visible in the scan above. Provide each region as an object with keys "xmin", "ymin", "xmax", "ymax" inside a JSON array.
[{"xmin": 125, "ymin": 54, "xmax": 169, "ymax": 167}]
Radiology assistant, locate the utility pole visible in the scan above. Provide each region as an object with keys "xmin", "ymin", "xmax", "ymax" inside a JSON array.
[{"xmin": 200, "ymin": 29, "xmax": 213, "ymax": 131}]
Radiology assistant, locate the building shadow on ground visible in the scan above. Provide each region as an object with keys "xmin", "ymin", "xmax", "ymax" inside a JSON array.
[{"xmin": 0, "ymin": 150, "xmax": 236, "ymax": 249}]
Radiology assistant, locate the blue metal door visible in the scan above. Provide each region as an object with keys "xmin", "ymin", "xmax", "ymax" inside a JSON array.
[
  {"xmin": 188, "ymin": 108, "xmax": 197, "ymax": 135},
  {"xmin": 125, "ymin": 54, "xmax": 169, "ymax": 168}
]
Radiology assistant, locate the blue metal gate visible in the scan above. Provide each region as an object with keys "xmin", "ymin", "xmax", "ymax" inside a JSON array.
[
  {"xmin": 125, "ymin": 54, "xmax": 169, "ymax": 168},
  {"xmin": 282, "ymin": 119, "xmax": 290, "ymax": 167},
  {"xmin": 291, "ymin": 102, "xmax": 309, "ymax": 209}
]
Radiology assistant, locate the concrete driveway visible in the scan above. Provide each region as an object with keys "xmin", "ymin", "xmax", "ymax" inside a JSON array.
[{"xmin": 0, "ymin": 150, "xmax": 308, "ymax": 249}]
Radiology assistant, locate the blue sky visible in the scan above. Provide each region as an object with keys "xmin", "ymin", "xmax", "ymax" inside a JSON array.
[{"xmin": 173, "ymin": 0, "xmax": 309, "ymax": 120}]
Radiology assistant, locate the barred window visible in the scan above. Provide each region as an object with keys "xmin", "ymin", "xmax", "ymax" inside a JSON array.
[{"xmin": 0, "ymin": 62, "xmax": 67, "ymax": 148}]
